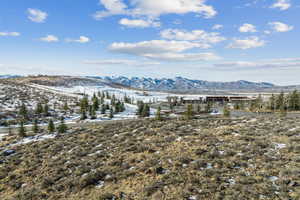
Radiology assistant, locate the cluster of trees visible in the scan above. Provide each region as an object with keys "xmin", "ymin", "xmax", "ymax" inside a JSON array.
[
  {"xmin": 18, "ymin": 117, "xmax": 67, "ymax": 138},
  {"xmin": 79, "ymin": 92, "xmax": 126, "ymax": 120},
  {"xmin": 19, "ymin": 102, "xmax": 51, "ymax": 121},
  {"xmin": 137, "ymin": 101, "xmax": 150, "ymax": 118},
  {"xmin": 268, "ymin": 90, "xmax": 300, "ymax": 112}
]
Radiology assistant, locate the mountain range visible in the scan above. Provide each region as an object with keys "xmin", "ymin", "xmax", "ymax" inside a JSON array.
[
  {"xmin": 2, "ymin": 75, "xmax": 299, "ymax": 93},
  {"xmin": 96, "ymin": 76, "xmax": 277, "ymax": 92}
]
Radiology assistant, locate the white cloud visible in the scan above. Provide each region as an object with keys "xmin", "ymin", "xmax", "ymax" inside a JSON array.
[
  {"xmin": 0, "ymin": 32, "xmax": 20, "ymax": 37},
  {"xmin": 270, "ymin": 0, "xmax": 291, "ymax": 10},
  {"xmin": 66, "ymin": 36, "xmax": 90, "ymax": 43},
  {"xmin": 39, "ymin": 35, "xmax": 59, "ymax": 42},
  {"xmin": 94, "ymin": 0, "xmax": 217, "ymax": 20},
  {"xmin": 215, "ymin": 58, "xmax": 300, "ymax": 69},
  {"xmin": 84, "ymin": 59, "xmax": 160, "ymax": 66},
  {"xmin": 212, "ymin": 24, "xmax": 223, "ymax": 30},
  {"xmin": 141, "ymin": 52, "xmax": 220, "ymax": 62},
  {"xmin": 109, "ymin": 40, "xmax": 209, "ymax": 54},
  {"xmin": 27, "ymin": 8, "xmax": 48, "ymax": 23},
  {"xmin": 239, "ymin": 23, "xmax": 257, "ymax": 33},
  {"xmin": 160, "ymin": 29, "xmax": 225, "ymax": 47},
  {"xmin": 228, "ymin": 36, "xmax": 265, "ymax": 49},
  {"xmin": 119, "ymin": 18, "xmax": 160, "ymax": 28},
  {"xmin": 269, "ymin": 22, "xmax": 294, "ymax": 32},
  {"xmin": 108, "ymin": 40, "xmax": 220, "ymax": 61}
]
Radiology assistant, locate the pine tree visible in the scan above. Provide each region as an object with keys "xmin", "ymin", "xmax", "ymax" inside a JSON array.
[
  {"xmin": 80, "ymin": 96, "xmax": 89, "ymax": 120},
  {"xmin": 18, "ymin": 120, "xmax": 26, "ymax": 138},
  {"xmin": 19, "ymin": 103, "xmax": 28, "ymax": 120},
  {"xmin": 100, "ymin": 96, "xmax": 104, "ymax": 104},
  {"xmin": 106, "ymin": 91, "xmax": 110, "ymax": 99},
  {"xmin": 288, "ymin": 90, "xmax": 300, "ymax": 111},
  {"xmin": 223, "ymin": 104, "xmax": 231, "ymax": 117},
  {"xmin": 234, "ymin": 103, "xmax": 240, "ymax": 110},
  {"xmin": 185, "ymin": 104, "xmax": 194, "ymax": 120},
  {"xmin": 92, "ymin": 96, "xmax": 99, "ymax": 111},
  {"xmin": 90, "ymin": 107, "xmax": 97, "ymax": 119},
  {"xmin": 256, "ymin": 94, "xmax": 263, "ymax": 110},
  {"xmin": 32, "ymin": 119, "xmax": 39, "ymax": 134},
  {"xmin": 137, "ymin": 101, "xmax": 145, "ymax": 117},
  {"xmin": 121, "ymin": 102, "xmax": 125, "ymax": 112},
  {"xmin": 44, "ymin": 104, "xmax": 50, "ymax": 116},
  {"xmin": 57, "ymin": 117, "xmax": 67, "ymax": 134},
  {"xmin": 48, "ymin": 119, "xmax": 55, "ymax": 133},
  {"xmin": 63, "ymin": 102, "xmax": 69, "ymax": 111},
  {"xmin": 35, "ymin": 102, "xmax": 43, "ymax": 115},
  {"xmin": 197, "ymin": 104, "xmax": 201, "ymax": 113},
  {"xmin": 269, "ymin": 94, "xmax": 276, "ymax": 111},
  {"xmin": 81, "ymin": 110, "xmax": 87, "ymax": 120},
  {"xmin": 101, "ymin": 105, "xmax": 106, "ymax": 114},
  {"xmin": 142, "ymin": 104, "xmax": 150, "ymax": 117},
  {"xmin": 155, "ymin": 106, "xmax": 162, "ymax": 121},
  {"xmin": 276, "ymin": 92, "xmax": 285, "ymax": 110},
  {"xmin": 109, "ymin": 108, "xmax": 114, "ymax": 119},
  {"xmin": 205, "ymin": 102, "xmax": 212, "ymax": 113}
]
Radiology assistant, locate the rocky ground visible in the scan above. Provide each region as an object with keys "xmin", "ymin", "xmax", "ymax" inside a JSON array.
[{"xmin": 1, "ymin": 115, "xmax": 300, "ymax": 200}]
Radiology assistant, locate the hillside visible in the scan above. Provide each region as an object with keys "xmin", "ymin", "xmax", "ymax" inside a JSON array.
[{"xmin": 1, "ymin": 116, "xmax": 300, "ymax": 199}]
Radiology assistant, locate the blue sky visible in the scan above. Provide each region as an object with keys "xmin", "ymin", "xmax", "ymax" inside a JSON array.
[{"xmin": 0, "ymin": 0, "xmax": 299, "ymax": 85}]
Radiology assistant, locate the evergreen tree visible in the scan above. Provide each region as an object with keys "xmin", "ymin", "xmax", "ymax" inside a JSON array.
[
  {"xmin": 256, "ymin": 94, "xmax": 263, "ymax": 110},
  {"xmin": 81, "ymin": 110, "xmax": 87, "ymax": 120},
  {"xmin": 35, "ymin": 102, "xmax": 43, "ymax": 115},
  {"xmin": 185, "ymin": 104, "xmax": 194, "ymax": 120},
  {"xmin": 90, "ymin": 107, "xmax": 97, "ymax": 119},
  {"xmin": 18, "ymin": 120, "xmax": 26, "ymax": 138},
  {"xmin": 57, "ymin": 117, "xmax": 67, "ymax": 134},
  {"xmin": 106, "ymin": 91, "xmax": 110, "ymax": 99},
  {"xmin": 137, "ymin": 101, "xmax": 144, "ymax": 117},
  {"xmin": 80, "ymin": 96, "xmax": 89, "ymax": 111},
  {"xmin": 63, "ymin": 102, "xmax": 69, "ymax": 111},
  {"xmin": 288, "ymin": 90, "xmax": 300, "ymax": 111},
  {"xmin": 276, "ymin": 92, "xmax": 285, "ymax": 110},
  {"xmin": 80, "ymin": 96, "xmax": 89, "ymax": 120},
  {"xmin": 155, "ymin": 106, "xmax": 162, "ymax": 121},
  {"xmin": 44, "ymin": 104, "xmax": 50, "ymax": 116},
  {"xmin": 121, "ymin": 102, "xmax": 125, "ymax": 112},
  {"xmin": 234, "ymin": 103, "xmax": 240, "ymax": 110},
  {"xmin": 109, "ymin": 108, "xmax": 114, "ymax": 119},
  {"xmin": 111, "ymin": 94, "xmax": 116, "ymax": 106},
  {"xmin": 197, "ymin": 104, "xmax": 201, "ymax": 113},
  {"xmin": 205, "ymin": 102, "xmax": 212, "ymax": 113},
  {"xmin": 142, "ymin": 104, "xmax": 150, "ymax": 117},
  {"xmin": 92, "ymin": 96, "xmax": 99, "ymax": 111},
  {"xmin": 101, "ymin": 105, "xmax": 106, "ymax": 114},
  {"xmin": 223, "ymin": 104, "xmax": 231, "ymax": 117},
  {"xmin": 32, "ymin": 119, "xmax": 39, "ymax": 134},
  {"xmin": 48, "ymin": 119, "xmax": 55, "ymax": 133},
  {"xmin": 100, "ymin": 96, "xmax": 104, "ymax": 104},
  {"xmin": 269, "ymin": 94, "xmax": 276, "ymax": 111},
  {"xmin": 19, "ymin": 103, "xmax": 28, "ymax": 120}
]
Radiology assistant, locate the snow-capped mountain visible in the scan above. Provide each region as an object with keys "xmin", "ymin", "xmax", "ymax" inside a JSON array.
[
  {"xmin": 0, "ymin": 75, "xmax": 21, "ymax": 79},
  {"xmin": 96, "ymin": 76, "xmax": 275, "ymax": 92}
]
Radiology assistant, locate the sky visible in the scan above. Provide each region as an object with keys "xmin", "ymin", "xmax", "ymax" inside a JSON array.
[{"xmin": 0, "ymin": 0, "xmax": 299, "ymax": 85}]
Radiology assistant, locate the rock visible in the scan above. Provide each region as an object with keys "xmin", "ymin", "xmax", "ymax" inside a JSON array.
[
  {"xmin": 2, "ymin": 149, "xmax": 15, "ymax": 156},
  {"xmin": 151, "ymin": 190, "xmax": 165, "ymax": 200}
]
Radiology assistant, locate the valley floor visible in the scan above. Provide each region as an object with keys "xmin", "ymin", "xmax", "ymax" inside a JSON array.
[{"xmin": 1, "ymin": 115, "xmax": 300, "ymax": 199}]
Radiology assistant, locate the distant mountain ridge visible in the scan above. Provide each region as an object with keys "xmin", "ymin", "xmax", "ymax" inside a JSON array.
[
  {"xmin": 0, "ymin": 75, "xmax": 21, "ymax": 79},
  {"xmin": 91, "ymin": 76, "xmax": 277, "ymax": 92}
]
